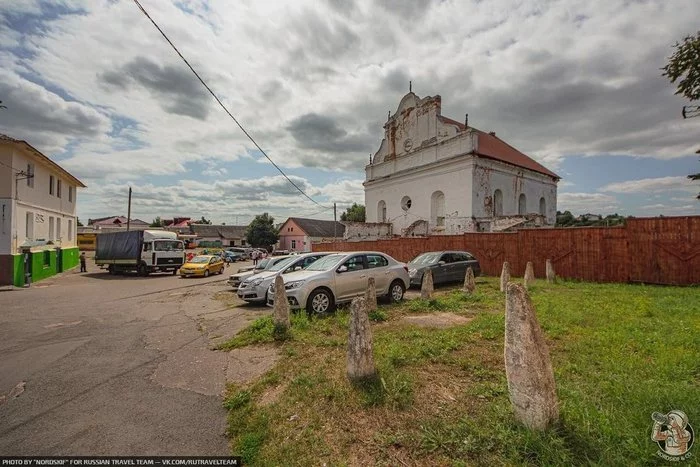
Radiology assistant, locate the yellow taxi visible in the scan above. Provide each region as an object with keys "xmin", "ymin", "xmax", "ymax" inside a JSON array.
[{"xmin": 179, "ymin": 255, "xmax": 225, "ymax": 278}]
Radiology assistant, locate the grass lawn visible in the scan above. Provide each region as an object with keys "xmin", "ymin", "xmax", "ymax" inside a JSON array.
[{"xmin": 218, "ymin": 277, "xmax": 699, "ymax": 466}]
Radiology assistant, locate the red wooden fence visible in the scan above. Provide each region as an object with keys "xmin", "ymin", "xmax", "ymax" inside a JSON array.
[{"xmin": 313, "ymin": 216, "xmax": 700, "ymax": 285}]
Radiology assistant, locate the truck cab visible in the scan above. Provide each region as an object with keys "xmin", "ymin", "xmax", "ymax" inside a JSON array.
[{"xmin": 141, "ymin": 231, "xmax": 186, "ymax": 275}]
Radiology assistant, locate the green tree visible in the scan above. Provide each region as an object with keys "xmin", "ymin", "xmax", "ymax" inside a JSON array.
[
  {"xmin": 150, "ymin": 216, "xmax": 163, "ymax": 227},
  {"xmin": 662, "ymin": 31, "xmax": 700, "ymax": 101},
  {"xmin": 690, "ymin": 161, "xmax": 700, "ymax": 199},
  {"xmin": 193, "ymin": 216, "xmax": 212, "ymax": 224},
  {"xmin": 77, "ymin": 218, "xmax": 84, "ymax": 227},
  {"xmin": 340, "ymin": 203, "xmax": 366, "ymax": 222},
  {"xmin": 246, "ymin": 213, "xmax": 279, "ymax": 249}
]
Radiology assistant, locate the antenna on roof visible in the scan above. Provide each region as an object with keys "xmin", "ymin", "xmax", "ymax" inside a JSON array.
[{"xmin": 409, "ymin": 80, "xmax": 412, "ymax": 93}]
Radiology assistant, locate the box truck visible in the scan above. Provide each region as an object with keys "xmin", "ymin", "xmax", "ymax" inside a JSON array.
[{"xmin": 95, "ymin": 230, "xmax": 185, "ymax": 276}]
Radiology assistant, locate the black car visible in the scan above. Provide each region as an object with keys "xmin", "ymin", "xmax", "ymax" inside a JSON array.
[{"xmin": 407, "ymin": 251, "xmax": 481, "ymax": 287}]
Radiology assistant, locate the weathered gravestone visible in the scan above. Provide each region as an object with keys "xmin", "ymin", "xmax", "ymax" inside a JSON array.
[
  {"xmin": 273, "ymin": 275, "xmax": 290, "ymax": 339},
  {"xmin": 504, "ymin": 283, "xmax": 559, "ymax": 430},
  {"xmin": 347, "ymin": 297, "xmax": 377, "ymax": 382},
  {"xmin": 546, "ymin": 259, "xmax": 556, "ymax": 284},
  {"xmin": 364, "ymin": 277, "xmax": 378, "ymax": 311},
  {"xmin": 500, "ymin": 261, "xmax": 511, "ymax": 292},
  {"xmin": 421, "ymin": 268, "xmax": 434, "ymax": 299},
  {"xmin": 463, "ymin": 266, "xmax": 476, "ymax": 293},
  {"xmin": 523, "ymin": 261, "xmax": 535, "ymax": 289}
]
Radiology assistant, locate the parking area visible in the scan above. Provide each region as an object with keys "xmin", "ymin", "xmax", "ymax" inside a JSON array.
[{"xmin": 0, "ymin": 260, "xmax": 274, "ymax": 454}]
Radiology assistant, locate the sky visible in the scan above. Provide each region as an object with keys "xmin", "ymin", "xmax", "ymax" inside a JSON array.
[{"xmin": 0, "ymin": 0, "xmax": 699, "ymax": 225}]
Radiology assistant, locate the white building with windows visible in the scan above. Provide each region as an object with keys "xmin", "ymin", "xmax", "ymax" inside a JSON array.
[
  {"xmin": 0, "ymin": 134, "xmax": 85, "ymax": 286},
  {"xmin": 365, "ymin": 93, "xmax": 559, "ymax": 235}
]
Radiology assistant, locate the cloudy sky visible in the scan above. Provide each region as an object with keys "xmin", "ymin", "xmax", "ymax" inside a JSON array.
[{"xmin": 1, "ymin": 0, "xmax": 699, "ymax": 225}]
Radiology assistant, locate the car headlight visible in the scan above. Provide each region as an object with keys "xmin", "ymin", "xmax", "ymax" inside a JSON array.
[
  {"xmin": 250, "ymin": 277, "xmax": 264, "ymax": 287},
  {"xmin": 285, "ymin": 280, "xmax": 304, "ymax": 290},
  {"xmin": 408, "ymin": 268, "xmax": 417, "ymax": 277}
]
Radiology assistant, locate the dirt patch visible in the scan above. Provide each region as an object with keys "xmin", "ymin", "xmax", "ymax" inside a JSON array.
[
  {"xmin": 258, "ymin": 382, "xmax": 288, "ymax": 407},
  {"xmin": 402, "ymin": 312, "xmax": 474, "ymax": 328},
  {"xmin": 226, "ymin": 345, "xmax": 280, "ymax": 384}
]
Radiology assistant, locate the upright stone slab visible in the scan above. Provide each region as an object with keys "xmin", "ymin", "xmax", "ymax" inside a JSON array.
[
  {"xmin": 364, "ymin": 277, "xmax": 378, "ymax": 311},
  {"xmin": 500, "ymin": 261, "xmax": 511, "ymax": 292},
  {"xmin": 273, "ymin": 275, "xmax": 290, "ymax": 339},
  {"xmin": 421, "ymin": 269, "xmax": 434, "ymax": 299},
  {"xmin": 546, "ymin": 259, "xmax": 556, "ymax": 284},
  {"xmin": 463, "ymin": 266, "xmax": 476, "ymax": 293},
  {"xmin": 347, "ymin": 297, "xmax": 377, "ymax": 382},
  {"xmin": 523, "ymin": 262, "xmax": 535, "ymax": 289},
  {"xmin": 504, "ymin": 283, "xmax": 559, "ymax": 430}
]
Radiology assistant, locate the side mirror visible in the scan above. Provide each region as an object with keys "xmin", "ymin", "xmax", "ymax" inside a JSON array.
[
  {"xmin": 438, "ymin": 261, "xmax": 446, "ymax": 266},
  {"xmin": 337, "ymin": 265, "xmax": 348, "ymax": 273}
]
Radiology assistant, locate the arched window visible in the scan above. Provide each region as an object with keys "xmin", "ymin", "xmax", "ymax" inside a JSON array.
[
  {"xmin": 518, "ymin": 193, "xmax": 527, "ymax": 215},
  {"xmin": 431, "ymin": 191, "xmax": 445, "ymax": 227},
  {"xmin": 377, "ymin": 200, "xmax": 387, "ymax": 222},
  {"xmin": 539, "ymin": 197, "xmax": 546, "ymax": 216},
  {"xmin": 493, "ymin": 189, "xmax": 503, "ymax": 216}
]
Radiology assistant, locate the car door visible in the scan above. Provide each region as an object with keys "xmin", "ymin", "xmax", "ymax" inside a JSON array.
[
  {"xmin": 452, "ymin": 252, "xmax": 471, "ymax": 282},
  {"xmin": 334, "ymin": 254, "xmax": 368, "ymax": 301},
  {"xmin": 464, "ymin": 252, "xmax": 480, "ymax": 276},
  {"xmin": 433, "ymin": 253, "xmax": 453, "ymax": 284},
  {"xmin": 366, "ymin": 254, "xmax": 391, "ymax": 294}
]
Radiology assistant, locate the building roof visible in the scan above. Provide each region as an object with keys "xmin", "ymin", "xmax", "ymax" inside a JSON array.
[
  {"xmin": 284, "ymin": 218, "xmax": 346, "ymax": 238},
  {"xmin": 191, "ymin": 224, "xmax": 247, "ymax": 239},
  {"xmin": 88, "ymin": 216, "xmax": 149, "ymax": 226},
  {"xmin": 474, "ymin": 130, "xmax": 559, "ymax": 179},
  {"xmin": 0, "ymin": 133, "xmax": 87, "ymax": 187}
]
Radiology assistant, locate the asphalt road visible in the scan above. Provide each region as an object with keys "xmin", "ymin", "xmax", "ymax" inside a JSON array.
[{"xmin": 0, "ymin": 261, "xmax": 271, "ymax": 455}]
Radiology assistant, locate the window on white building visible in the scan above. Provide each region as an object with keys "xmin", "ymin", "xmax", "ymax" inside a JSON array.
[
  {"xmin": 431, "ymin": 191, "xmax": 445, "ymax": 227},
  {"xmin": 57, "ymin": 218, "xmax": 62, "ymax": 241},
  {"xmin": 401, "ymin": 196, "xmax": 412, "ymax": 211},
  {"xmin": 377, "ymin": 200, "xmax": 386, "ymax": 222},
  {"xmin": 26, "ymin": 164, "xmax": 34, "ymax": 187},
  {"xmin": 49, "ymin": 217, "xmax": 55, "ymax": 240},
  {"xmin": 518, "ymin": 194, "xmax": 527, "ymax": 215},
  {"xmin": 493, "ymin": 189, "xmax": 503, "ymax": 216},
  {"xmin": 49, "ymin": 176, "xmax": 54, "ymax": 195},
  {"xmin": 69, "ymin": 186, "xmax": 73, "ymax": 203},
  {"xmin": 539, "ymin": 197, "xmax": 546, "ymax": 216},
  {"xmin": 26, "ymin": 211, "xmax": 34, "ymax": 239},
  {"xmin": 68, "ymin": 220, "xmax": 73, "ymax": 243},
  {"xmin": 57, "ymin": 179, "xmax": 62, "ymax": 198}
]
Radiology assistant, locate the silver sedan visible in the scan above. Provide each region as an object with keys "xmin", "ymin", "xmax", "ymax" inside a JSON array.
[{"xmin": 267, "ymin": 251, "xmax": 409, "ymax": 314}]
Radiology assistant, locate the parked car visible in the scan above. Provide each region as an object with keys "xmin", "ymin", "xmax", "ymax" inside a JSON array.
[
  {"xmin": 267, "ymin": 251, "xmax": 409, "ymax": 314},
  {"xmin": 407, "ymin": 251, "xmax": 481, "ymax": 287},
  {"xmin": 271, "ymin": 249, "xmax": 289, "ymax": 256},
  {"xmin": 237, "ymin": 252, "xmax": 331, "ymax": 304},
  {"xmin": 227, "ymin": 255, "xmax": 291, "ymax": 288},
  {"xmin": 180, "ymin": 255, "xmax": 225, "ymax": 278},
  {"xmin": 223, "ymin": 251, "xmax": 246, "ymax": 262}
]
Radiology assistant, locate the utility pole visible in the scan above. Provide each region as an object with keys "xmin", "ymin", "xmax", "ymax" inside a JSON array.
[
  {"xmin": 333, "ymin": 202, "xmax": 337, "ymax": 241},
  {"xmin": 126, "ymin": 187, "xmax": 132, "ymax": 232}
]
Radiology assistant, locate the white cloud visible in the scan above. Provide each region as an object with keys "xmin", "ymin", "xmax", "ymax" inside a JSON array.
[
  {"xmin": 558, "ymin": 192, "xmax": 619, "ymax": 214},
  {"xmin": 599, "ymin": 176, "xmax": 696, "ymax": 194}
]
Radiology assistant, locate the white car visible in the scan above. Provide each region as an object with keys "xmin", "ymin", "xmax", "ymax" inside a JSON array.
[
  {"xmin": 267, "ymin": 251, "xmax": 409, "ymax": 314},
  {"xmin": 237, "ymin": 252, "xmax": 331, "ymax": 304},
  {"xmin": 227, "ymin": 256, "xmax": 289, "ymax": 288}
]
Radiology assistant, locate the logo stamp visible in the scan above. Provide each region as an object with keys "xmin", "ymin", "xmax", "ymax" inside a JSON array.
[{"xmin": 652, "ymin": 410, "xmax": 694, "ymax": 462}]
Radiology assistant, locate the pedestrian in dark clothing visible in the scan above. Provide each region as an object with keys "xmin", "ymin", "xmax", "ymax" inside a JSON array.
[{"xmin": 80, "ymin": 252, "xmax": 87, "ymax": 272}]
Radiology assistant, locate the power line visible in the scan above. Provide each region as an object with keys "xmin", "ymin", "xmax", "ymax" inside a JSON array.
[{"xmin": 131, "ymin": 0, "xmax": 328, "ymax": 208}]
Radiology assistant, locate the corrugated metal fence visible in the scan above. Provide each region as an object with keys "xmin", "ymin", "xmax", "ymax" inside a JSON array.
[{"xmin": 313, "ymin": 216, "xmax": 700, "ymax": 285}]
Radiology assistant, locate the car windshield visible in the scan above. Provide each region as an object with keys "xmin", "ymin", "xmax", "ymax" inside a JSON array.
[
  {"xmin": 268, "ymin": 256, "xmax": 297, "ymax": 272},
  {"xmin": 154, "ymin": 240, "xmax": 184, "ymax": 251},
  {"xmin": 255, "ymin": 258, "xmax": 271, "ymax": 270},
  {"xmin": 305, "ymin": 254, "xmax": 344, "ymax": 271},
  {"xmin": 189, "ymin": 256, "xmax": 209, "ymax": 264},
  {"xmin": 410, "ymin": 252, "xmax": 441, "ymax": 265}
]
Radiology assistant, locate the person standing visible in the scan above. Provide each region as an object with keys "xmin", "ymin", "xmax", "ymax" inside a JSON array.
[
  {"xmin": 252, "ymin": 249, "xmax": 259, "ymax": 266},
  {"xmin": 79, "ymin": 251, "xmax": 87, "ymax": 273}
]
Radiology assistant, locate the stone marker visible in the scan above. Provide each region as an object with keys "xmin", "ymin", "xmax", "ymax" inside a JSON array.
[
  {"xmin": 364, "ymin": 277, "xmax": 378, "ymax": 311},
  {"xmin": 347, "ymin": 297, "xmax": 377, "ymax": 382},
  {"xmin": 463, "ymin": 266, "xmax": 476, "ymax": 293},
  {"xmin": 546, "ymin": 259, "xmax": 556, "ymax": 283},
  {"xmin": 523, "ymin": 261, "xmax": 535, "ymax": 289},
  {"xmin": 500, "ymin": 261, "xmax": 511, "ymax": 292},
  {"xmin": 421, "ymin": 268, "xmax": 434, "ymax": 299},
  {"xmin": 273, "ymin": 275, "xmax": 290, "ymax": 339},
  {"xmin": 505, "ymin": 283, "xmax": 559, "ymax": 430}
]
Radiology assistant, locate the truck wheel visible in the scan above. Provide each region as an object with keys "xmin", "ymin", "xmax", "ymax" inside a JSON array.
[
  {"xmin": 108, "ymin": 265, "xmax": 115, "ymax": 275},
  {"xmin": 172, "ymin": 268, "xmax": 178, "ymax": 275},
  {"xmin": 138, "ymin": 263, "xmax": 147, "ymax": 277}
]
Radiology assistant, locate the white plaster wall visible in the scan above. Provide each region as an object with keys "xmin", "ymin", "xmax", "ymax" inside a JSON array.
[
  {"xmin": 471, "ymin": 159, "xmax": 557, "ymax": 224},
  {"xmin": 0, "ymin": 146, "xmax": 14, "ymax": 198},
  {"xmin": 366, "ymin": 157, "xmax": 475, "ymax": 234},
  {"xmin": 12, "ymin": 149, "xmax": 78, "ymax": 217},
  {"xmin": 14, "ymin": 205, "xmax": 77, "ymax": 250},
  {"xmin": 343, "ymin": 222, "xmax": 392, "ymax": 241}
]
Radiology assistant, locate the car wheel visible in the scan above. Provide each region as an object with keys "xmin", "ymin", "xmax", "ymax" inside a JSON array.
[
  {"xmin": 389, "ymin": 280, "xmax": 405, "ymax": 303},
  {"xmin": 306, "ymin": 288, "xmax": 334, "ymax": 314},
  {"xmin": 204, "ymin": 269, "xmax": 210, "ymax": 278}
]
